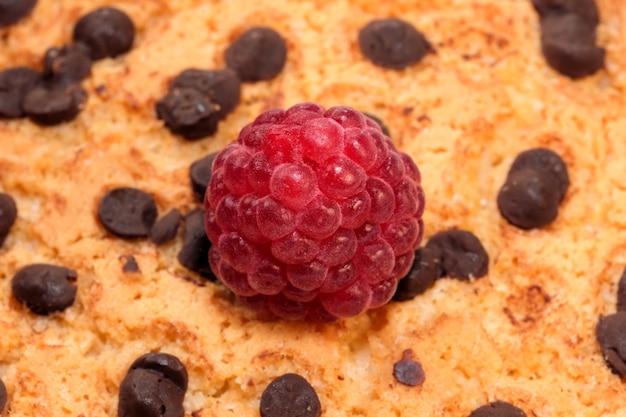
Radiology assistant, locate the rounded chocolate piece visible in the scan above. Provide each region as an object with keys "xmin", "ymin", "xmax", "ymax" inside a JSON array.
[
  {"xmin": 0, "ymin": 192, "xmax": 17, "ymax": 246},
  {"xmin": 497, "ymin": 168, "xmax": 561, "ymax": 230},
  {"xmin": 155, "ymin": 87, "xmax": 221, "ymax": 140},
  {"xmin": 118, "ymin": 368, "xmax": 185, "ymax": 417},
  {"xmin": 393, "ymin": 246, "xmax": 441, "ymax": 301},
  {"xmin": 0, "ymin": 378, "xmax": 6, "ymax": 412},
  {"xmin": 393, "ymin": 350, "xmax": 425, "ymax": 387},
  {"xmin": 358, "ymin": 18, "xmax": 431, "ymax": 70},
  {"xmin": 0, "ymin": 66, "xmax": 41, "ymax": 119},
  {"xmin": 225, "ymin": 27, "xmax": 287, "ymax": 82},
  {"xmin": 128, "ymin": 352, "xmax": 189, "ymax": 393},
  {"xmin": 98, "ymin": 187, "xmax": 158, "ymax": 239},
  {"xmin": 468, "ymin": 401, "xmax": 527, "ymax": 417},
  {"xmin": 509, "ymin": 147, "xmax": 569, "ymax": 202},
  {"xmin": 426, "ymin": 229, "xmax": 489, "ymax": 280},
  {"xmin": 189, "ymin": 152, "xmax": 218, "ymax": 202},
  {"xmin": 149, "ymin": 209, "xmax": 182, "ymax": 245},
  {"xmin": 73, "ymin": 7, "xmax": 135, "ymax": 60},
  {"xmin": 177, "ymin": 209, "xmax": 215, "ymax": 279},
  {"xmin": 0, "ymin": 0, "xmax": 37, "ymax": 27},
  {"xmin": 11, "ymin": 263, "xmax": 77, "ymax": 315},
  {"xmin": 596, "ymin": 312, "xmax": 626, "ymax": 378},
  {"xmin": 22, "ymin": 85, "xmax": 87, "ymax": 125},
  {"xmin": 260, "ymin": 373, "xmax": 321, "ymax": 417},
  {"xmin": 171, "ymin": 68, "xmax": 241, "ymax": 119},
  {"xmin": 43, "ymin": 43, "xmax": 92, "ymax": 87},
  {"xmin": 531, "ymin": 0, "xmax": 599, "ymax": 25}
]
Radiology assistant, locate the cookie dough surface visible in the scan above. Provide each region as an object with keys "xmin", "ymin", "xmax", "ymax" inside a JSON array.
[{"xmin": 2, "ymin": 0, "xmax": 626, "ymax": 416}]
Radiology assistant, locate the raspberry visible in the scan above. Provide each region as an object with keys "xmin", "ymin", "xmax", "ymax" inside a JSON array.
[{"xmin": 204, "ymin": 103, "xmax": 425, "ymax": 321}]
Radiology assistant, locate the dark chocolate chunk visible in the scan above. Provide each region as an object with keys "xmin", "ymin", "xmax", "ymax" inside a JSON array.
[
  {"xmin": 11, "ymin": 263, "xmax": 77, "ymax": 315},
  {"xmin": 118, "ymin": 369, "xmax": 185, "ymax": 417},
  {"xmin": 539, "ymin": 13, "xmax": 604, "ymax": 79},
  {"xmin": 426, "ymin": 229, "xmax": 489, "ymax": 280},
  {"xmin": 393, "ymin": 246, "xmax": 441, "ymax": 301},
  {"xmin": 468, "ymin": 401, "xmax": 527, "ymax": 417},
  {"xmin": 73, "ymin": 7, "xmax": 135, "ymax": 60},
  {"xmin": 617, "ymin": 267, "xmax": 626, "ymax": 312},
  {"xmin": 596, "ymin": 312, "xmax": 626, "ymax": 378},
  {"xmin": 0, "ymin": 192, "xmax": 17, "ymax": 247},
  {"xmin": 393, "ymin": 349, "xmax": 425, "ymax": 387},
  {"xmin": 121, "ymin": 255, "xmax": 140, "ymax": 273},
  {"xmin": 189, "ymin": 153, "xmax": 218, "ymax": 202},
  {"xmin": 0, "ymin": 66, "xmax": 41, "ymax": 119},
  {"xmin": 0, "ymin": 378, "xmax": 5, "ymax": 412},
  {"xmin": 260, "ymin": 373, "xmax": 321, "ymax": 417},
  {"xmin": 0, "ymin": 0, "xmax": 37, "ymax": 27},
  {"xmin": 43, "ymin": 43, "xmax": 92, "ymax": 87},
  {"xmin": 149, "ymin": 209, "xmax": 182, "ymax": 245},
  {"xmin": 98, "ymin": 187, "xmax": 158, "ymax": 239},
  {"xmin": 155, "ymin": 87, "xmax": 221, "ymax": 140},
  {"xmin": 128, "ymin": 353, "xmax": 188, "ymax": 393},
  {"xmin": 531, "ymin": 0, "xmax": 599, "ymax": 25},
  {"xmin": 22, "ymin": 84, "xmax": 87, "ymax": 125},
  {"xmin": 225, "ymin": 27, "xmax": 287, "ymax": 82},
  {"xmin": 363, "ymin": 112, "xmax": 391, "ymax": 137},
  {"xmin": 171, "ymin": 69, "xmax": 241, "ymax": 119},
  {"xmin": 177, "ymin": 209, "xmax": 215, "ymax": 280},
  {"xmin": 509, "ymin": 147, "xmax": 569, "ymax": 201},
  {"xmin": 358, "ymin": 18, "xmax": 432, "ymax": 70},
  {"xmin": 497, "ymin": 168, "xmax": 561, "ymax": 230}
]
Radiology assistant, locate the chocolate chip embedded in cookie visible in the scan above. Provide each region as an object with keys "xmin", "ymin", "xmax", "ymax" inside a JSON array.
[
  {"xmin": 225, "ymin": 27, "xmax": 287, "ymax": 82},
  {"xmin": 22, "ymin": 84, "xmax": 87, "ymax": 125},
  {"xmin": 467, "ymin": 401, "xmax": 527, "ymax": 417},
  {"xmin": 426, "ymin": 229, "xmax": 489, "ymax": 280},
  {"xmin": 155, "ymin": 87, "xmax": 221, "ymax": 140},
  {"xmin": 508, "ymin": 147, "xmax": 569, "ymax": 202},
  {"xmin": 531, "ymin": 0, "xmax": 599, "ymax": 26},
  {"xmin": 73, "ymin": 7, "xmax": 135, "ymax": 60},
  {"xmin": 0, "ymin": 0, "xmax": 37, "ymax": 27},
  {"xmin": 393, "ymin": 246, "xmax": 441, "ymax": 301},
  {"xmin": 43, "ymin": 43, "xmax": 92, "ymax": 88},
  {"xmin": 358, "ymin": 18, "xmax": 432, "ymax": 70},
  {"xmin": 149, "ymin": 209, "xmax": 182, "ymax": 245},
  {"xmin": 0, "ymin": 379, "xmax": 5, "ymax": 412},
  {"xmin": 189, "ymin": 152, "xmax": 218, "ymax": 203},
  {"xmin": 171, "ymin": 69, "xmax": 241, "ymax": 119},
  {"xmin": 393, "ymin": 349, "xmax": 425, "ymax": 387},
  {"xmin": 0, "ymin": 192, "xmax": 17, "ymax": 247},
  {"xmin": 260, "ymin": 373, "xmax": 321, "ymax": 417},
  {"xmin": 11, "ymin": 264, "xmax": 78, "ymax": 315},
  {"xmin": 0, "ymin": 66, "xmax": 41, "ymax": 119},
  {"xmin": 98, "ymin": 187, "xmax": 158, "ymax": 239},
  {"xmin": 177, "ymin": 209, "xmax": 215, "ymax": 279},
  {"xmin": 596, "ymin": 312, "xmax": 626, "ymax": 378}
]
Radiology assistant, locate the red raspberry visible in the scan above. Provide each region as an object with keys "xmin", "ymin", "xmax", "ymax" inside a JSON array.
[{"xmin": 204, "ymin": 103, "xmax": 425, "ymax": 321}]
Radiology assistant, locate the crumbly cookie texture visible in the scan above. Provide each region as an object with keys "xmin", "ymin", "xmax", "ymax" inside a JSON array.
[{"xmin": 2, "ymin": 0, "xmax": 626, "ymax": 416}]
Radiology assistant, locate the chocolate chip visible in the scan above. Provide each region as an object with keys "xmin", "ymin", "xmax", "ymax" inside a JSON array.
[
  {"xmin": 149, "ymin": 209, "xmax": 182, "ymax": 245},
  {"xmin": 171, "ymin": 69, "xmax": 241, "ymax": 119},
  {"xmin": 509, "ymin": 148, "xmax": 569, "ymax": 202},
  {"xmin": 426, "ymin": 229, "xmax": 489, "ymax": 280},
  {"xmin": 11, "ymin": 263, "xmax": 77, "ymax": 315},
  {"xmin": 363, "ymin": 112, "xmax": 391, "ymax": 137},
  {"xmin": 98, "ymin": 187, "xmax": 158, "ymax": 239},
  {"xmin": 0, "ymin": 378, "xmax": 5, "ymax": 412},
  {"xmin": 73, "ymin": 7, "xmax": 135, "ymax": 60},
  {"xmin": 0, "ymin": 0, "xmax": 37, "ymax": 27},
  {"xmin": 260, "ymin": 373, "xmax": 321, "ymax": 417},
  {"xmin": 497, "ymin": 168, "xmax": 561, "ymax": 230},
  {"xmin": 43, "ymin": 43, "xmax": 92, "ymax": 87},
  {"xmin": 121, "ymin": 255, "xmax": 140, "ymax": 273},
  {"xmin": 596, "ymin": 312, "xmax": 626, "ymax": 378},
  {"xmin": 156, "ymin": 87, "xmax": 221, "ymax": 140},
  {"xmin": 189, "ymin": 153, "xmax": 217, "ymax": 202},
  {"xmin": 0, "ymin": 66, "xmax": 41, "ymax": 119},
  {"xmin": 393, "ymin": 246, "xmax": 441, "ymax": 301},
  {"xmin": 177, "ymin": 209, "xmax": 215, "ymax": 280},
  {"xmin": 118, "ymin": 369, "xmax": 185, "ymax": 417},
  {"xmin": 617, "ymin": 267, "xmax": 626, "ymax": 312},
  {"xmin": 393, "ymin": 349, "xmax": 425, "ymax": 387},
  {"xmin": 225, "ymin": 27, "xmax": 287, "ymax": 82},
  {"xmin": 531, "ymin": 0, "xmax": 599, "ymax": 25},
  {"xmin": 0, "ymin": 192, "xmax": 17, "ymax": 247},
  {"xmin": 22, "ymin": 84, "xmax": 87, "ymax": 125},
  {"xmin": 467, "ymin": 401, "xmax": 527, "ymax": 417},
  {"xmin": 128, "ymin": 353, "xmax": 188, "ymax": 393},
  {"xmin": 539, "ymin": 13, "xmax": 604, "ymax": 79},
  {"xmin": 358, "ymin": 18, "xmax": 432, "ymax": 70}
]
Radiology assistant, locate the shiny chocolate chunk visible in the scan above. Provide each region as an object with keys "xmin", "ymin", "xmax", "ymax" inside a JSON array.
[
  {"xmin": 0, "ymin": 192, "xmax": 17, "ymax": 247},
  {"xmin": 73, "ymin": 7, "xmax": 135, "ymax": 60},
  {"xmin": 0, "ymin": 0, "xmax": 37, "ymax": 27},
  {"xmin": 225, "ymin": 27, "xmax": 287, "ymax": 82},
  {"xmin": 22, "ymin": 84, "xmax": 87, "ymax": 125},
  {"xmin": 363, "ymin": 112, "xmax": 391, "ymax": 137},
  {"xmin": 426, "ymin": 229, "xmax": 489, "ymax": 280},
  {"xmin": 468, "ymin": 401, "xmax": 527, "ymax": 417},
  {"xmin": 497, "ymin": 168, "xmax": 561, "ymax": 230},
  {"xmin": 617, "ymin": 267, "xmax": 626, "ymax": 312},
  {"xmin": 149, "ymin": 209, "xmax": 182, "ymax": 245},
  {"xmin": 128, "ymin": 353, "xmax": 188, "ymax": 393},
  {"xmin": 393, "ymin": 246, "xmax": 441, "ymax": 301},
  {"xmin": 189, "ymin": 152, "xmax": 218, "ymax": 202},
  {"xmin": 11, "ymin": 263, "xmax": 77, "ymax": 315},
  {"xmin": 43, "ymin": 43, "xmax": 92, "ymax": 87},
  {"xmin": 98, "ymin": 187, "xmax": 158, "ymax": 239},
  {"xmin": 531, "ymin": 0, "xmax": 599, "ymax": 25},
  {"xmin": 0, "ymin": 66, "xmax": 41, "ymax": 119},
  {"xmin": 358, "ymin": 18, "xmax": 432, "ymax": 70},
  {"xmin": 156, "ymin": 87, "xmax": 221, "ymax": 140},
  {"xmin": 177, "ymin": 209, "xmax": 215, "ymax": 279},
  {"xmin": 171, "ymin": 69, "xmax": 241, "ymax": 119},
  {"xmin": 260, "ymin": 373, "xmax": 321, "ymax": 417},
  {"xmin": 596, "ymin": 312, "xmax": 626, "ymax": 378},
  {"xmin": 121, "ymin": 255, "xmax": 140, "ymax": 273},
  {"xmin": 0, "ymin": 378, "xmax": 5, "ymax": 412},
  {"xmin": 393, "ymin": 349, "xmax": 425, "ymax": 387},
  {"xmin": 509, "ymin": 147, "xmax": 569, "ymax": 201}
]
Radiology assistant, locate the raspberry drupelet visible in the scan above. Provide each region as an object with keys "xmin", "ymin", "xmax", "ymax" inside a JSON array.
[{"xmin": 204, "ymin": 103, "xmax": 425, "ymax": 321}]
